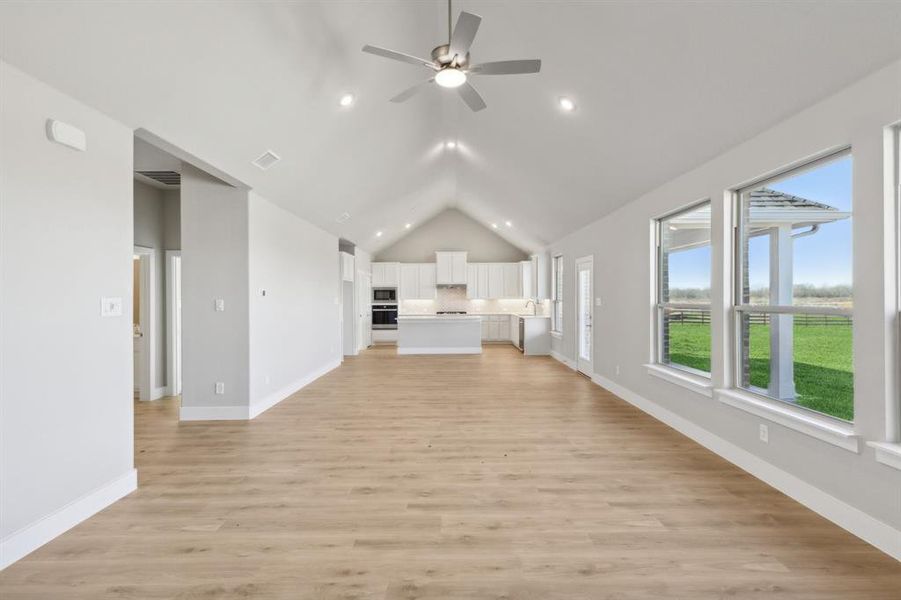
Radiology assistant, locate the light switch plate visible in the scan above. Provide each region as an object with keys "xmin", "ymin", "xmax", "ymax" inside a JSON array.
[
  {"xmin": 101, "ymin": 297, "xmax": 123, "ymax": 317},
  {"xmin": 214, "ymin": 382, "xmax": 225, "ymax": 395}
]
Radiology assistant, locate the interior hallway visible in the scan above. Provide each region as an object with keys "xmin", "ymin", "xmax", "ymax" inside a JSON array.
[{"xmin": 1, "ymin": 345, "xmax": 898, "ymax": 599}]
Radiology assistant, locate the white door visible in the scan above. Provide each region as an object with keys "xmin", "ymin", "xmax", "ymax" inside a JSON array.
[
  {"xmin": 358, "ymin": 271, "xmax": 372, "ymax": 349},
  {"xmin": 169, "ymin": 254, "xmax": 182, "ymax": 396},
  {"xmin": 576, "ymin": 256, "xmax": 593, "ymax": 375}
]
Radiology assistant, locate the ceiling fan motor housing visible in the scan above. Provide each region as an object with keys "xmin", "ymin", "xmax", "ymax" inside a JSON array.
[{"xmin": 431, "ymin": 44, "xmax": 469, "ymax": 68}]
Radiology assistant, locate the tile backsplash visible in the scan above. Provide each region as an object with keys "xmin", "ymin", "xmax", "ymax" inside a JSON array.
[{"xmin": 399, "ymin": 286, "xmax": 549, "ymax": 316}]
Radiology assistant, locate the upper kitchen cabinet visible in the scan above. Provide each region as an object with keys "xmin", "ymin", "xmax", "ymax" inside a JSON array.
[
  {"xmin": 400, "ymin": 263, "xmax": 436, "ymax": 300},
  {"xmin": 502, "ymin": 263, "xmax": 521, "ymax": 298},
  {"xmin": 435, "ymin": 251, "xmax": 467, "ymax": 285},
  {"xmin": 372, "ymin": 262, "xmax": 400, "ymax": 287}
]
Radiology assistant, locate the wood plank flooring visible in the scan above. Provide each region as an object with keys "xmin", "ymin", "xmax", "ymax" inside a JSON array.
[{"xmin": 1, "ymin": 345, "xmax": 899, "ymax": 598}]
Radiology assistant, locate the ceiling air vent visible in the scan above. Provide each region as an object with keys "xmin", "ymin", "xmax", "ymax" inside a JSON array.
[
  {"xmin": 252, "ymin": 150, "xmax": 281, "ymax": 170},
  {"xmin": 136, "ymin": 170, "xmax": 180, "ymax": 186},
  {"xmin": 336, "ymin": 212, "xmax": 351, "ymax": 224}
]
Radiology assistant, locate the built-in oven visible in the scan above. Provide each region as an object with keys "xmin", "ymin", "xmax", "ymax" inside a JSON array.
[
  {"xmin": 373, "ymin": 288, "xmax": 397, "ymax": 302},
  {"xmin": 372, "ymin": 304, "xmax": 398, "ymax": 330}
]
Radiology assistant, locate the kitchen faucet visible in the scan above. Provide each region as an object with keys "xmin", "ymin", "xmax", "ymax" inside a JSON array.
[{"xmin": 524, "ymin": 299, "xmax": 536, "ymax": 316}]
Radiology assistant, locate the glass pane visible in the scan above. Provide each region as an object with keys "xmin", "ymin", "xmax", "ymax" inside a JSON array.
[
  {"xmin": 741, "ymin": 154, "xmax": 852, "ymax": 309},
  {"xmin": 579, "ymin": 268, "xmax": 591, "ymax": 360},
  {"xmin": 661, "ymin": 307, "xmax": 711, "ymax": 373},
  {"xmin": 738, "ymin": 312, "xmax": 853, "ymax": 421},
  {"xmin": 660, "ymin": 202, "xmax": 711, "ymax": 304}
]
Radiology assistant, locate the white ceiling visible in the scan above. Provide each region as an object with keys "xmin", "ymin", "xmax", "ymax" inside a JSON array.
[{"xmin": 2, "ymin": 1, "xmax": 900, "ymax": 253}]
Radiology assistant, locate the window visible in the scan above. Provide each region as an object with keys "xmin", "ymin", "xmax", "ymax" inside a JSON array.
[
  {"xmin": 734, "ymin": 151, "xmax": 853, "ymax": 421},
  {"xmin": 655, "ymin": 201, "xmax": 712, "ymax": 375},
  {"xmin": 552, "ymin": 254, "xmax": 563, "ymax": 333}
]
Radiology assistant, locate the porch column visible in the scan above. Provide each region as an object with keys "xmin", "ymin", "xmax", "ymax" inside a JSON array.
[{"xmin": 768, "ymin": 225, "xmax": 795, "ymax": 400}]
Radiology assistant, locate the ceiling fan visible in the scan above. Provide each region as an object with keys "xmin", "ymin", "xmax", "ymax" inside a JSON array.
[{"xmin": 362, "ymin": 0, "xmax": 541, "ymax": 112}]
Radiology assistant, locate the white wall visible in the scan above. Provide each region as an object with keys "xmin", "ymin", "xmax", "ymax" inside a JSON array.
[
  {"xmin": 133, "ymin": 180, "xmax": 180, "ymax": 393},
  {"xmin": 0, "ymin": 61, "xmax": 136, "ymax": 566},
  {"xmin": 549, "ymin": 61, "xmax": 901, "ymax": 535},
  {"xmin": 374, "ymin": 208, "xmax": 529, "ymax": 263},
  {"xmin": 179, "ymin": 164, "xmax": 250, "ymax": 417},
  {"xmin": 248, "ymin": 193, "xmax": 342, "ymax": 415}
]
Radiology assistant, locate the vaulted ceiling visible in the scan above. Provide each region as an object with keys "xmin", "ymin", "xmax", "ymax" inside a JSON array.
[{"xmin": 2, "ymin": 1, "xmax": 900, "ymax": 254}]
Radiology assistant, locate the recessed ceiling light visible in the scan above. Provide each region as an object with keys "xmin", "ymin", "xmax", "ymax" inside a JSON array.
[
  {"xmin": 339, "ymin": 93, "xmax": 355, "ymax": 107},
  {"xmin": 505, "ymin": 221, "xmax": 513, "ymax": 228},
  {"xmin": 376, "ymin": 231, "xmax": 383, "ymax": 237},
  {"xmin": 445, "ymin": 140, "xmax": 457, "ymax": 149},
  {"xmin": 435, "ymin": 68, "xmax": 467, "ymax": 89},
  {"xmin": 405, "ymin": 223, "xmax": 412, "ymax": 229},
  {"xmin": 491, "ymin": 223, "xmax": 498, "ymax": 229},
  {"xmin": 559, "ymin": 97, "xmax": 576, "ymax": 112}
]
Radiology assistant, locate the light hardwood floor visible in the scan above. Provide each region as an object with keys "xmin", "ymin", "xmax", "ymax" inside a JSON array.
[{"xmin": 2, "ymin": 345, "xmax": 899, "ymax": 598}]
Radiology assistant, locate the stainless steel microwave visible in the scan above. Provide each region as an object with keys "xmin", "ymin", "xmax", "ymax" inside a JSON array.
[{"xmin": 373, "ymin": 288, "xmax": 397, "ymax": 302}]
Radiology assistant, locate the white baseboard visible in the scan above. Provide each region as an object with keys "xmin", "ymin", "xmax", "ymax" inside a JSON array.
[
  {"xmin": 249, "ymin": 359, "xmax": 341, "ymax": 419},
  {"xmin": 550, "ymin": 350, "xmax": 576, "ymax": 370},
  {"xmin": 589, "ymin": 372, "xmax": 901, "ymax": 562},
  {"xmin": 0, "ymin": 468, "xmax": 137, "ymax": 570},
  {"xmin": 397, "ymin": 347, "xmax": 482, "ymax": 355},
  {"xmin": 179, "ymin": 404, "xmax": 250, "ymax": 421},
  {"xmin": 151, "ymin": 386, "xmax": 168, "ymax": 400}
]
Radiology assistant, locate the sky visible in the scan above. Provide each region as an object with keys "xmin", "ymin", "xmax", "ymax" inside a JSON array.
[{"xmin": 668, "ymin": 155, "xmax": 852, "ymax": 291}]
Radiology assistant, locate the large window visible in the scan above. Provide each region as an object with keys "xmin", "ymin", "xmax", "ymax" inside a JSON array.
[
  {"xmin": 655, "ymin": 201, "xmax": 712, "ymax": 375},
  {"xmin": 552, "ymin": 254, "xmax": 563, "ymax": 333},
  {"xmin": 734, "ymin": 151, "xmax": 853, "ymax": 421}
]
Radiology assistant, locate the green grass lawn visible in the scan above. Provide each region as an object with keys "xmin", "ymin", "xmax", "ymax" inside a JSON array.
[{"xmin": 667, "ymin": 322, "xmax": 853, "ymax": 421}]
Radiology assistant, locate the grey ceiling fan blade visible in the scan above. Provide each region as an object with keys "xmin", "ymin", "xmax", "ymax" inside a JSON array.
[
  {"xmin": 362, "ymin": 45, "xmax": 436, "ymax": 69},
  {"xmin": 457, "ymin": 82, "xmax": 487, "ymax": 112},
  {"xmin": 469, "ymin": 59, "xmax": 542, "ymax": 75},
  {"xmin": 449, "ymin": 11, "xmax": 481, "ymax": 59},
  {"xmin": 390, "ymin": 79, "xmax": 434, "ymax": 103}
]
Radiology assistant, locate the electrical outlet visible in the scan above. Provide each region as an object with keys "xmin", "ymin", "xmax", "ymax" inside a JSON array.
[
  {"xmin": 100, "ymin": 296, "xmax": 123, "ymax": 317},
  {"xmin": 759, "ymin": 424, "xmax": 769, "ymax": 443},
  {"xmin": 214, "ymin": 298, "xmax": 225, "ymax": 312},
  {"xmin": 615, "ymin": 365, "xmax": 620, "ymax": 376},
  {"xmin": 214, "ymin": 382, "xmax": 225, "ymax": 395}
]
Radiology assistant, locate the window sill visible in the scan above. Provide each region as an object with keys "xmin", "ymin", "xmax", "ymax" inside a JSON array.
[
  {"xmin": 550, "ymin": 331, "xmax": 563, "ymax": 340},
  {"xmin": 645, "ymin": 364, "xmax": 713, "ymax": 398},
  {"xmin": 866, "ymin": 442, "xmax": 901, "ymax": 471},
  {"xmin": 715, "ymin": 388, "xmax": 859, "ymax": 453}
]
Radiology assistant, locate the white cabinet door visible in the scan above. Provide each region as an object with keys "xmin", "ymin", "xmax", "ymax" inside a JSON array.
[
  {"xmin": 502, "ymin": 263, "xmax": 520, "ymax": 298},
  {"xmin": 487, "ymin": 264, "xmax": 504, "ymax": 299},
  {"xmin": 371, "ymin": 263, "xmax": 384, "ymax": 286},
  {"xmin": 499, "ymin": 317, "xmax": 510, "ymax": 340},
  {"xmin": 399, "ymin": 264, "xmax": 419, "ymax": 299},
  {"xmin": 372, "ymin": 262, "xmax": 399, "ymax": 287},
  {"xmin": 466, "ymin": 264, "xmax": 478, "ymax": 299},
  {"xmin": 419, "ymin": 263, "xmax": 436, "ymax": 299},
  {"xmin": 477, "ymin": 264, "xmax": 489, "ymax": 300},
  {"xmin": 481, "ymin": 317, "xmax": 490, "ymax": 340},
  {"xmin": 451, "ymin": 252, "xmax": 467, "ymax": 283},
  {"xmin": 520, "ymin": 261, "xmax": 532, "ymax": 298},
  {"xmin": 510, "ymin": 316, "xmax": 519, "ymax": 345},
  {"xmin": 488, "ymin": 319, "xmax": 500, "ymax": 340},
  {"xmin": 435, "ymin": 253, "xmax": 452, "ymax": 284}
]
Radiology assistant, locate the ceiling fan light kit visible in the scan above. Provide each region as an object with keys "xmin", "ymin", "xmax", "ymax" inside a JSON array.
[{"xmin": 362, "ymin": 0, "xmax": 541, "ymax": 111}]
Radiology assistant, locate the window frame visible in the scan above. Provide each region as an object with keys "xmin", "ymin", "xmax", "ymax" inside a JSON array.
[
  {"xmin": 551, "ymin": 254, "xmax": 564, "ymax": 335},
  {"xmin": 731, "ymin": 147, "xmax": 854, "ymax": 423},
  {"xmin": 654, "ymin": 199, "xmax": 713, "ymax": 378}
]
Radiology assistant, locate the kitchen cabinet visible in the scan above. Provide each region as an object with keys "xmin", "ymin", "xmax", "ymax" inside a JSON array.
[
  {"xmin": 400, "ymin": 263, "xmax": 436, "ymax": 300},
  {"xmin": 518, "ymin": 316, "xmax": 552, "ymax": 355},
  {"xmin": 372, "ymin": 262, "xmax": 399, "ymax": 287},
  {"xmin": 502, "ymin": 263, "xmax": 520, "ymax": 298},
  {"xmin": 487, "ymin": 264, "xmax": 504, "ymax": 299},
  {"xmin": 479, "ymin": 315, "xmax": 512, "ymax": 342},
  {"xmin": 435, "ymin": 251, "xmax": 467, "ymax": 285}
]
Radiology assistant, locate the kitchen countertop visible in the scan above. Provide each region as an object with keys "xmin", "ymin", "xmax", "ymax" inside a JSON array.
[{"xmin": 396, "ymin": 315, "xmax": 481, "ymax": 321}]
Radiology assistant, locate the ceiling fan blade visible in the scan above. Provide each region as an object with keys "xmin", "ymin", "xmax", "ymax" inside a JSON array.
[
  {"xmin": 448, "ymin": 11, "xmax": 481, "ymax": 59},
  {"xmin": 469, "ymin": 59, "xmax": 542, "ymax": 75},
  {"xmin": 390, "ymin": 79, "xmax": 433, "ymax": 103},
  {"xmin": 457, "ymin": 82, "xmax": 487, "ymax": 112},
  {"xmin": 362, "ymin": 45, "xmax": 435, "ymax": 69}
]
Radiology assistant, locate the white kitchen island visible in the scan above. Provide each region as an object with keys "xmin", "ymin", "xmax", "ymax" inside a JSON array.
[{"xmin": 396, "ymin": 315, "xmax": 482, "ymax": 355}]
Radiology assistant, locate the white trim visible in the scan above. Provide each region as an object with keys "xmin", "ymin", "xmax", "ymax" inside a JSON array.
[
  {"xmin": 715, "ymin": 388, "xmax": 859, "ymax": 452},
  {"xmin": 0, "ymin": 469, "xmax": 137, "ymax": 569},
  {"xmin": 179, "ymin": 404, "xmax": 250, "ymax": 421},
  {"xmin": 589, "ymin": 373, "xmax": 900, "ymax": 562},
  {"xmin": 867, "ymin": 442, "xmax": 901, "ymax": 471},
  {"xmin": 249, "ymin": 359, "xmax": 341, "ymax": 419},
  {"xmin": 396, "ymin": 347, "xmax": 482, "ymax": 355},
  {"xmin": 165, "ymin": 250, "xmax": 182, "ymax": 398},
  {"xmin": 133, "ymin": 246, "xmax": 156, "ymax": 402},
  {"xmin": 152, "ymin": 386, "xmax": 168, "ymax": 401},
  {"xmin": 645, "ymin": 363, "xmax": 713, "ymax": 397},
  {"xmin": 551, "ymin": 350, "xmax": 576, "ymax": 370},
  {"xmin": 574, "ymin": 255, "xmax": 594, "ymax": 375}
]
